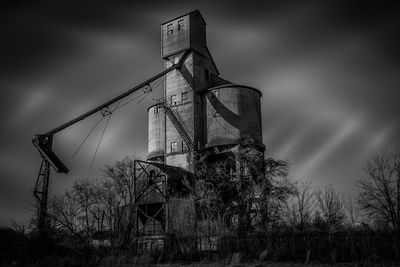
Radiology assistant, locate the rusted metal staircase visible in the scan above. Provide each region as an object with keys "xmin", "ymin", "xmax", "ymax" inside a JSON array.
[{"xmin": 158, "ymin": 98, "xmax": 194, "ymax": 150}]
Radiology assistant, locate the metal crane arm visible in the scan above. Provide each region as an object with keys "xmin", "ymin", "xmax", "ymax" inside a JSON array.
[
  {"xmin": 32, "ymin": 50, "xmax": 190, "ymax": 239},
  {"xmin": 41, "ymin": 51, "xmax": 189, "ymax": 138},
  {"xmin": 32, "ymin": 51, "xmax": 189, "ymax": 173}
]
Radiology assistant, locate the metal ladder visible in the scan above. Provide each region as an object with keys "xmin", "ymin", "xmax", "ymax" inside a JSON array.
[{"xmin": 158, "ymin": 99, "xmax": 194, "ymax": 150}]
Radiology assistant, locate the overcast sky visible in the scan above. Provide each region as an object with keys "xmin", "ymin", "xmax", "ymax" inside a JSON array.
[{"xmin": 0, "ymin": 0, "xmax": 399, "ymax": 226}]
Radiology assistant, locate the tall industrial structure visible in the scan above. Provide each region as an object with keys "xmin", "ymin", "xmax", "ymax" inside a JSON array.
[
  {"xmin": 131, "ymin": 11, "xmax": 265, "ymax": 250},
  {"xmin": 147, "ymin": 10, "xmax": 264, "ymax": 174},
  {"xmin": 31, "ymin": 9, "xmax": 264, "ymax": 247}
]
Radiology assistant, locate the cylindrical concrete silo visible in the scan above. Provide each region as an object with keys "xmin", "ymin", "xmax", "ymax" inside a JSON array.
[
  {"xmin": 205, "ymin": 84, "xmax": 263, "ymax": 149},
  {"xmin": 147, "ymin": 104, "xmax": 165, "ymax": 162},
  {"xmin": 203, "ymin": 83, "xmax": 264, "ymax": 181}
]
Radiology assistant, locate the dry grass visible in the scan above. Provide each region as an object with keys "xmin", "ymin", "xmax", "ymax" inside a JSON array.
[{"xmin": 161, "ymin": 263, "xmax": 400, "ymax": 267}]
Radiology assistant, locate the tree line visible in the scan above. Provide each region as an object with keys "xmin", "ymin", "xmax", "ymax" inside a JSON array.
[
  {"xmin": 36, "ymin": 139, "xmax": 400, "ymax": 246},
  {"xmin": 3, "ymin": 140, "xmax": 397, "ymax": 265}
]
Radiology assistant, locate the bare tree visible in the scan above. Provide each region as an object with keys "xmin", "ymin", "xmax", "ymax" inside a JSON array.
[
  {"xmin": 49, "ymin": 192, "xmax": 86, "ymax": 242},
  {"xmin": 102, "ymin": 156, "xmax": 136, "ymax": 246},
  {"xmin": 257, "ymin": 157, "xmax": 296, "ymax": 229},
  {"xmin": 92, "ymin": 181, "xmax": 117, "ymax": 233},
  {"xmin": 49, "ymin": 179, "xmax": 115, "ymax": 244},
  {"xmin": 314, "ymin": 185, "xmax": 345, "ymax": 230},
  {"xmin": 343, "ymin": 194, "xmax": 359, "ymax": 227},
  {"xmin": 357, "ymin": 150, "xmax": 400, "ymax": 233},
  {"xmin": 47, "ymin": 157, "xmax": 139, "ymax": 246},
  {"xmin": 71, "ymin": 180, "xmax": 97, "ymax": 237},
  {"xmin": 103, "ymin": 157, "xmax": 136, "ymax": 206},
  {"xmin": 286, "ymin": 182, "xmax": 314, "ymax": 229}
]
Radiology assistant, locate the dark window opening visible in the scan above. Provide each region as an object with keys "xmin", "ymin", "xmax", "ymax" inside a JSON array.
[
  {"xmin": 170, "ymin": 95, "xmax": 177, "ymax": 105},
  {"xmin": 181, "ymin": 91, "xmax": 188, "ymax": 104},
  {"xmin": 178, "ymin": 19, "xmax": 184, "ymax": 30},
  {"xmin": 167, "ymin": 24, "xmax": 173, "ymax": 35},
  {"xmin": 204, "ymin": 69, "xmax": 209, "ymax": 83}
]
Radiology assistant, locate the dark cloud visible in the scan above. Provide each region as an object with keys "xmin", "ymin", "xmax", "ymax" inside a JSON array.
[{"xmin": 0, "ymin": 0, "xmax": 399, "ymax": 226}]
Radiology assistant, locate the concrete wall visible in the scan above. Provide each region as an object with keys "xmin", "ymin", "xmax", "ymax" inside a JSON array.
[
  {"xmin": 205, "ymin": 85, "xmax": 263, "ymax": 148},
  {"xmin": 147, "ymin": 104, "xmax": 165, "ymax": 160},
  {"xmin": 161, "ymin": 11, "xmax": 218, "ymax": 172},
  {"xmin": 150, "ymin": 11, "xmax": 264, "ymax": 174},
  {"xmin": 161, "ymin": 14, "xmax": 190, "ymax": 58},
  {"xmin": 161, "ymin": 10, "xmax": 207, "ymax": 59},
  {"xmin": 164, "ymin": 53, "xmax": 194, "ymax": 170},
  {"xmin": 141, "ymin": 10, "xmax": 266, "ymax": 241}
]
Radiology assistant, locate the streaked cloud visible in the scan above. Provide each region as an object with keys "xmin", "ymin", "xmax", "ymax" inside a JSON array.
[
  {"xmin": 296, "ymin": 116, "xmax": 362, "ymax": 180},
  {"xmin": 0, "ymin": 1, "xmax": 399, "ymax": 227}
]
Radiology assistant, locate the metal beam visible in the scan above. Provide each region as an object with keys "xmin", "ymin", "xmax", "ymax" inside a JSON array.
[
  {"xmin": 31, "ymin": 50, "xmax": 190, "ymax": 240},
  {"xmin": 40, "ymin": 50, "xmax": 190, "ymax": 138}
]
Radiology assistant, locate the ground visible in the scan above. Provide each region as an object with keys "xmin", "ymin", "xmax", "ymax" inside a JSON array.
[{"xmin": 155, "ymin": 262, "xmax": 399, "ymax": 267}]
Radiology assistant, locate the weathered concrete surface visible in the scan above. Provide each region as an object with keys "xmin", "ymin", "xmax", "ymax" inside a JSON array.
[
  {"xmin": 205, "ymin": 84, "xmax": 263, "ymax": 148},
  {"xmin": 161, "ymin": 11, "xmax": 218, "ymax": 172},
  {"xmin": 148, "ymin": 10, "xmax": 265, "ymax": 175},
  {"xmin": 147, "ymin": 104, "xmax": 165, "ymax": 160}
]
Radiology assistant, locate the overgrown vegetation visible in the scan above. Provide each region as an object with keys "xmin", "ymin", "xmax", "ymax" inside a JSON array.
[{"xmin": 2, "ymin": 146, "xmax": 400, "ymax": 266}]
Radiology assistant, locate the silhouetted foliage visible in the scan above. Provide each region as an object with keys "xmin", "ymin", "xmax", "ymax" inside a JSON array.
[
  {"xmin": 195, "ymin": 136, "xmax": 295, "ymax": 236},
  {"xmin": 48, "ymin": 156, "xmax": 137, "ymax": 247},
  {"xmin": 16, "ymin": 150, "xmax": 400, "ymax": 265},
  {"xmin": 257, "ymin": 157, "xmax": 296, "ymax": 229},
  {"xmin": 357, "ymin": 150, "xmax": 400, "ymax": 235},
  {"xmin": 285, "ymin": 181, "xmax": 314, "ymax": 229},
  {"xmin": 314, "ymin": 185, "xmax": 345, "ymax": 230}
]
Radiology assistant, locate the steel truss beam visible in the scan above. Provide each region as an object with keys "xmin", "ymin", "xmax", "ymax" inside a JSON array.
[
  {"xmin": 134, "ymin": 160, "xmax": 168, "ymax": 237},
  {"xmin": 33, "ymin": 136, "xmax": 53, "ymax": 239}
]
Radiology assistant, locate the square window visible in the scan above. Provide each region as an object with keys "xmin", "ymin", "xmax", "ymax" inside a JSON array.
[
  {"xmin": 178, "ymin": 19, "xmax": 184, "ymax": 30},
  {"xmin": 170, "ymin": 142, "xmax": 177, "ymax": 153},
  {"xmin": 170, "ymin": 95, "xmax": 177, "ymax": 105},
  {"xmin": 154, "ymin": 106, "xmax": 161, "ymax": 114},
  {"xmin": 181, "ymin": 91, "xmax": 188, "ymax": 104},
  {"xmin": 167, "ymin": 24, "xmax": 173, "ymax": 35}
]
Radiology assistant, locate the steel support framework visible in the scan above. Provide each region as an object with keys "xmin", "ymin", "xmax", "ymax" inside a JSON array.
[
  {"xmin": 134, "ymin": 160, "xmax": 168, "ymax": 236},
  {"xmin": 133, "ymin": 160, "xmax": 169, "ymax": 252},
  {"xmin": 33, "ymin": 136, "xmax": 53, "ymax": 239}
]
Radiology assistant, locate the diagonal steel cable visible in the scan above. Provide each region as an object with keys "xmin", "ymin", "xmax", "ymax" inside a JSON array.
[
  {"xmin": 90, "ymin": 114, "xmax": 112, "ymax": 169},
  {"xmin": 70, "ymin": 116, "xmax": 105, "ymax": 160},
  {"xmin": 78, "ymin": 72, "xmax": 168, "ymax": 168},
  {"xmin": 89, "ymin": 100, "xmax": 121, "ymax": 169}
]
